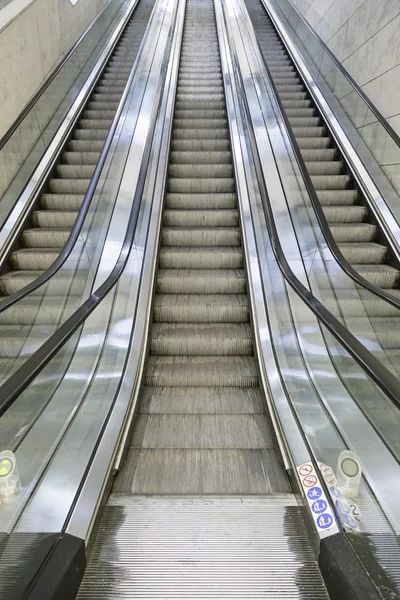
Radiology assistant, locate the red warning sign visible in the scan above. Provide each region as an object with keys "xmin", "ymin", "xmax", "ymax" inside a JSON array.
[
  {"xmin": 319, "ymin": 463, "xmax": 333, "ymax": 477},
  {"xmin": 299, "ymin": 463, "xmax": 313, "ymax": 476},
  {"xmin": 325, "ymin": 475, "xmax": 337, "ymax": 487},
  {"xmin": 303, "ymin": 474, "xmax": 318, "ymax": 488}
]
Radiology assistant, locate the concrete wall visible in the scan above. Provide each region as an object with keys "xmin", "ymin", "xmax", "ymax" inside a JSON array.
[
  {"xmin": 0, "ymin": 0, "xmax": 109, "ymax": 138},
  {"xmin": 288, "ymin": 0, "xmax": 400, "ymax": 191}
]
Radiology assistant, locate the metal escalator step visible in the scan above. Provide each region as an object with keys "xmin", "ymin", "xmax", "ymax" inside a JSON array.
[
  {"xmin": 21, "ymin": 227, "xmax": 71, "ymax": 248},
  {"xmin": 172, "ymin": 128, "xmax": 229, "ymax": 141},
  {"xmin": 174, "ymin": 109, "xmax": 226, "ymax": 119},
  {"xmin": 322, "ymin": 205, "xmax": 368, "ymax": 223},
  {"xmin": 278, "ymin": 91, "xmax": 309, "ymax": 100},
  {"xmin": 285, "ymin": 108, "xmax": 316, "ymax": 118},
  {"xmin": 91, "ymin": 93, "xmax": 123, "ymax": 102},
  {"xmin": 150, "ymin": 323, "xmax": 253, "ymax": 355},
  {"xmin": 296, "ymin": 137, "xmax": 331, "ymax": 149},
  {"xmin": 139, "ymin": 386, "xmax": 265, "ymax": 413},
  {"xmin": 0, "ymin": 296, "xmax": 79, "ymax": 324},
  {"xmin": 87, "ymin": 101, "xmax": 119, "ymax": 111},
  {"xmin": 323, "ymin": 289, "xmax": 400, "ymax": 318},
  {"xmin": 0, "ymin": 270, "xmax": 86, "ymax": 295},
  {"xmin": 0, "ymin": 326, "xmax": 56, "ymax": 357},
  {"xmin": 269, "ymin": 65, "xmax": 295, "ymax": 73},
  {"xmin": 310, "ymin": 174, "xmax": 352, "ymax": 190},
  {"xmin": 116, "ymin": 451, "xmax": 291, "ymax": 493},
  {"xmin": 61, "ymin": 151, "xmax": 100, "ymax": 165},
  {"xmin": 339, "ymin": 242, "xmax": 388, "ymax": 264},
  {"xmin": 287, "ymin": 117, "xmax": 320, "ymax": 128},
  {"xmin": 83, "ymin": 110, "xmax": 116, "ymax": 120},
  {"xmin": 161, "ymin": 227, "xmax": 240, "ymax": 246},
  {"xmin": 156, "ymin": 269, "xmax": 246, "ymax": 294},
  {"xmin": 170, "ymin": 150, "xmax": 231, "ymax": 164},
  {"xmin": 163, "ymin": 209, "xmax": 238, "ymax": 227},
  {"xmin": 145, "ymin": 356, "xmax": 258, "ymax": 387},
  {"xmin": 21, "ymin": 228, "xmax": 70, "ymax": 247},
  {"xmin": 271, "ymin": 75, "xmax": 300, "ymax": 84},
  {"xmin": 316, "ymin": 190, "xmax": 359, "ymax": 205},
  {"xmin": 351, "ymin": 264, "xmax": 400, "ymax": 288},
  {"xmin": 172, "ymin": 118, "xmax": 227, "ymax": 130},
  {"xmin": 345, "ymin": 317, "xmax": 400, "ymax": 349},
  {"xmin": 305, "ymin": 161, "xmax": 343, "ymax": 175},
  {"xmin": 40, "ymin": 195, "xmax": 84, "ymax": 210},
  {"xmin": 77, "ymin": 118, "xmax": 114, "ymax": 129},
  {"xmin": 130, "ymin": 413, "xmax": 273, "ymax": 448},
  {"xmin": 67, "ymin": 140, "xmax": 105, "ymax": 152},
  {"xmin": 176, "ymin": 93, "xmax": 225, "ymax": 103},
  {"xmin": 32, "ymin": 210, "xmax": 78, "ymax": 228},
  {"xmin": 153, "ymin": 294, "xmax": 249, "ymax": 322},
  {"xmin": 291, "ymin": 126, "xmax": 326, "ymax": 137},
  {"xmin": 282, "ymin": 99, "xmax": 312, "ymax": 108},
  {"xmin": 175, "ymin": 100, "xmax": 226, "ymax": 110},
  {"xmin": 165, "ymin": 192, "xmax": 236, "ymax": 209},
  {"xmin": 171, "ymin": 138, "xmax": 230, "ymax": 151},
  {"xmin": 47, "ymin": 178, "xmax": 90, "ymax": 194},
  {"xmin": 167, "ymin": 177, "xmax": 234, "ymax": 193},
  {"xmin": 73, "ymin": 129, "xmax": 109, "ymax": 140},
  {"xmin": 330, "ymin": 223, "xmax": 377, "ymax": 243},
  {"xmin": 96, "ymin": 497, "xmax": 327, "ymax": 579},
  {"xmin": 168, "ymin": 164, "xmax": 232, "ymax": 177},
  {"xmin": 10, "ymin": 248, "xmax": 61, "ymax": 270},
  {"xmin": 159, "ymin": 247, "xmax": 243, "ymax": 269}
]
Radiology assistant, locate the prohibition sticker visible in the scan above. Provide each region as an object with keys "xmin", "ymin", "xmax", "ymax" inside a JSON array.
[
  {"xmin": 297, "ymin": 461, "xmax": 338, "ymax": 536},
  {"xmin": 325, "ymin": 475, "xmax": 337, "ymax": 487},
  {"xmin": 299, "ymin": 464, "xmax": 313, "ymax": 477},
  {"xmin": 319, "ymin": 463, "xmax": 333, "ymax": 477},
  {"xmin": 303, "ymin": 474, "xmax": 318, "ymax": 487}
]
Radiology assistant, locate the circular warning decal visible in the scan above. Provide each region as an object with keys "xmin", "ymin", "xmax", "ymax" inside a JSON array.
[
  {"xmin": 319, "ymin": 464, "xmax": 333, "ymax": 477},
  {"xmin": 299, "ymin": 464, "xmax": 313, "ymax": 477},
  {"xmin": 303, "ymin": 474, "xmax": 318, "ymax": 488}
]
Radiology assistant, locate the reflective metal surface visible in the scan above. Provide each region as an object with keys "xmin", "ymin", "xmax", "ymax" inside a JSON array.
[
  {"xmin": 68, "ymin": 0, "xmax": 185, "ymax": 541},
  {"xmin": 0, "ymin": 0, "xmax": 177, "ymax": 544},
  {"xmin": 220, "ymin": 0, "xmax": 400, "ymax": 591},
  {"xmin": 261, "ymin": 0, "xmax": 400, "ymax": 264},
  {"xmin": 215, "ymin": 0, "xmax": 337, "ymax": 542},
  {"xmin": 77, "ymin": 495, "xmax": 328, "ymax": 599},
  {"xmin": 0, "ymin": 0, "xmax": 140, "ymax": 267}
]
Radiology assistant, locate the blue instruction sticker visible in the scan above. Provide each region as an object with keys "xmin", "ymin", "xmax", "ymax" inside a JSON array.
[
  {"xmin": 343, "ymin": 514, "xmax": 358, "ymax": 529},
  {"xmin": 330, "ymin": 486, "xmax": 343, "ymax": 499},
  {"xmin": 316, "ymin": 513, "xmax": 333, "ymax": 530},
  {"xmin": 307, "ymin": 486, "xmax": 322, "ymax": 500},
  {"xmin": 335, "ymin": 499, "xmax": 350, "ymax": 514},
  {"xmin": 312, "ymin": 499, "xmax": 327, "ymax": 514}
]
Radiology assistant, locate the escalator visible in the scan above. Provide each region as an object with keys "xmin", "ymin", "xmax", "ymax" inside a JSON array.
[
  {"xmin": 244, "ymin": 0, "xmax": 400, "ymax": 375},
  {"xmin": 76, "ymin": 0, "xmax": 328, "ymax": 596},
  {"xmin": 0, "ymin": 0, "xmax": 154, "ymax": 379}
]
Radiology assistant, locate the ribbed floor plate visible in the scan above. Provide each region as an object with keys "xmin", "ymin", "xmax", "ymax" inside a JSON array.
[{"xmin": 77, "ymin": 495, "xmax": 328, "ymax": 598}]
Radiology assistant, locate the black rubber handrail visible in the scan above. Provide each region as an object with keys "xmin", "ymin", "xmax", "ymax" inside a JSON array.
[
  {"xmin": 0, "ymin": 0, "xmax": 145, "ymax": 314},
  {"xmin": 0, "ymin": 7, "xmax": 171, "ymax": 417},
  {"xmin": 262, "ymin": 0, "xmax": 400, "ymax": 150},
  {"xmin": 231, "ymin": 50, "xmax": 400, "ymax": 411},
  {"xmin": 0, "ymin": 0, "xmax": 115, "ymax": 151},
  {"xmin": 255, "ymin": 34, "xmax": 400, "ymax": 311}
]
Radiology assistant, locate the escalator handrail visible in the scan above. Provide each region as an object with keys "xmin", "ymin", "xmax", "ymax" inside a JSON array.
[
  {"xmin": 0, "ymin": 0, "xmax": 146, "ymax": 314},
  {"xmin": 0, "ymin": 0, "xmax": 114, "ymax": 152},
  {"xmin": 0, "ymin": 8, "xmax": 169, "ymax": 418},
  {"xmin": 261, "ymin": 0, "xmax": 400, "ymax": 151},
  {"xmin": 231, "ymin": 50, "xmax": 400, "ymax": 412},
  {"xmin": 255, "ymin": 34, "xmax": 400, "ymax": 310}
]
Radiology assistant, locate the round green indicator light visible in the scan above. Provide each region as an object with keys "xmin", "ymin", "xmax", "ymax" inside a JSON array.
[
  {"xmin": 340, "ymin": 457, "xmax": 359, "ymax": 478},
  {"xmin": 0, "ymin": 458, "xmax": 13, "ymax": 477}
]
